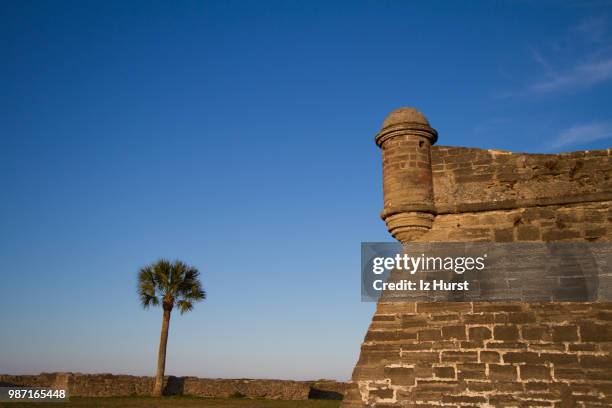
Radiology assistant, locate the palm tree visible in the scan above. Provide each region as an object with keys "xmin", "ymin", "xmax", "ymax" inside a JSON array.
[{"xmin": 138, "ymin": 259, "xmax": 206, "ymax": 396}]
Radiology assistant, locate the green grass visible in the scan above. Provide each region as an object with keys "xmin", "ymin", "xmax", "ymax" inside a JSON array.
[{"xmin": 2, "ymin": 396, "xmax": 342, "ymax": 408}]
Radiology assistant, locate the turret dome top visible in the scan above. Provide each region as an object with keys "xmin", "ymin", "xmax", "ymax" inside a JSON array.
[
  {"xmin": 382, "ymin": 107, "xmax": 430, "ymax": 128},
  {"xmin": 376, "ymin": 107, "xmax": 437, "ymax": 147}
]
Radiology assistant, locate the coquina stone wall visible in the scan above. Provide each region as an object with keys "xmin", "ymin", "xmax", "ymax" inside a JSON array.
[
  {"xmin": 0, "ymin": 373, "xmax": 346, "ymax": 400},
  {"xmin": 342, "ymin": 108, "xmax": 612, "ymax": 407}
]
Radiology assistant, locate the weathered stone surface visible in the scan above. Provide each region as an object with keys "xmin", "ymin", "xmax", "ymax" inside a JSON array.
[{"xmin": 342, "ymin": 108, "xmax": 612, "ymax": 407}]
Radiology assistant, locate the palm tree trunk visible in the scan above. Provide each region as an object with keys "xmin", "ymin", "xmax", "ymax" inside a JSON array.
[{"xmin": 153, "ymin": 308, "xmax": 171, "ymax": 396}]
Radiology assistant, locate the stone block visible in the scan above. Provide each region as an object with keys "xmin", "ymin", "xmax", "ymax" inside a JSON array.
[
  {"xmin": 417, "ymin": 329, "xmax": 442, "ymax": 341},
  {"xmin": 521, "ymin": 325, "xmax": 551, "ymax": 341},
  {"xmin": 488, "ymin": 364, "xmax": 517, "ymax": 381},
  {"xmin": 384, "ymin": 367, "xmax": 415, "ymax": 386},
  {"xmin": 433, "ymin": 366, "xmax": 455, "ymax": 379},
  {"xmin": 580, "ymin": 322, "xmax": 612, "ymax": 342},
  {"xmin": 478, "ymin": 352, "xmax": 500, "ymax": 365},
  {"xmin": 401, "ymin": 351, "xmax": 440, "ymax": 364},
  {"xmin": 441, "ymin": 325, "xmax": 466, "ymax": 340},
  {"xmin": 551, "ymin": 326, "xmax": 578, "ymax": 342},
  {"xmin": 520, "ymin": 365, "xmax": 551, "ymax": 380},
  {"xmin": 441, "ymin": 351, "xmax": 478, "ymax": 363},
  {"xmin": 457, "ymin": 363, "xmax": 486, "ymax": 380},
  {"xmin": 469, "ymin": 326, "xmax": 491, "ymax": 341},
  {"xmin": 494, "ymin": 325, "xmax": 519, "ymax": 341}
]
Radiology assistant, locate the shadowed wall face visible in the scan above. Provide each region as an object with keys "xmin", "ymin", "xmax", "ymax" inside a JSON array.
[{"xmin": 343, "ymin": 109, "xmax": 612, "ymax": 407}]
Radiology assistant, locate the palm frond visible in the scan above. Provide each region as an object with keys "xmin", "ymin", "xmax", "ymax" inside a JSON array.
[
  {"xmin": 154, "ymin": 259, "xmax": 172, "ymax": 294},
  {"xmin": 176, "ymin": 300, "xmax": 194, "ymax": 314},
  {"xmin": 138, "ymin": 265, "xmax": 160, "ymax": 308}
]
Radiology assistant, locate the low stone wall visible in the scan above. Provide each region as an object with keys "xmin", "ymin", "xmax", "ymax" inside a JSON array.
[
  {"xmin": 0, "ymin": 373, "xmax": 346, "ymax": 400},
  {"xmin": 174, "ymin": 377, "xmax": 311, "ymax": 400},
  {"xmin": 65, "ymin": 374, "xmax": 155, "ymax": 397},
  {"xmin": 0, "ymin": 373, "xmax": 70, "ymax": 389}
]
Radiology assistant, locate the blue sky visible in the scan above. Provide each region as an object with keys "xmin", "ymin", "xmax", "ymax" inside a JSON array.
[{"xmin": 1, "ymin": 1, "xmax": 611, "ymax": 381}]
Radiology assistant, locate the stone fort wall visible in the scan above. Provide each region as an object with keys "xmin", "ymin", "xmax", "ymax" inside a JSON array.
[{"xmin": 342, "ymin": 108, "xmax": 612, "ymax": 407}]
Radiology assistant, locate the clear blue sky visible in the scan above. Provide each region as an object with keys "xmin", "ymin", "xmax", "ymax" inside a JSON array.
[{"xmin": 1, "ymin": 1, "xmax": 611, "ymax": 381}]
